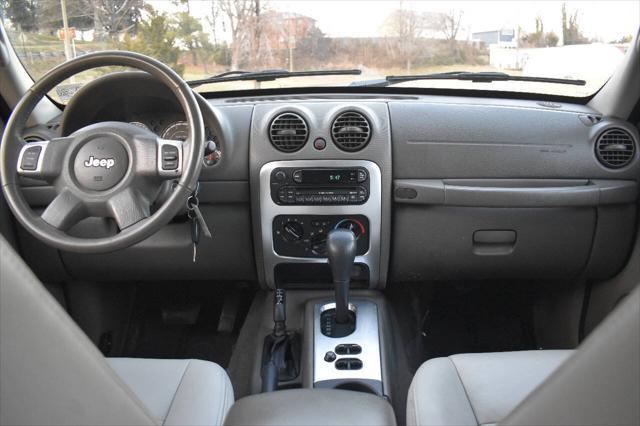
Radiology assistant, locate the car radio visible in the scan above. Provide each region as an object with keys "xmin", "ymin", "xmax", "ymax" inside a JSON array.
[{"xmin": 270, "ymin": 167, "xmax": 369, "ymax": 205}]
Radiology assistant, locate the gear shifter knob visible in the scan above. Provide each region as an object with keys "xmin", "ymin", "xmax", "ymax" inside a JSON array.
[{"xmin": 327, "ymin": 229, "xmax": 356, "ymax": 324}]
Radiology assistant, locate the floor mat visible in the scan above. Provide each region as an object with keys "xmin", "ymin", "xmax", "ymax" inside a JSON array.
[
  {"xmin": 388, "ymin": 282, "xmax": 537, "ymax": 372},
  {"xmin": 120, "ymin": 282, "xmax": 255, "ymax": 368}
]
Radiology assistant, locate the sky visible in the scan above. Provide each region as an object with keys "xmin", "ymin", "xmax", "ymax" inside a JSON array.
[{"xmin": 155, "ymin": 0, "xmax": 640, "ymax": 43}]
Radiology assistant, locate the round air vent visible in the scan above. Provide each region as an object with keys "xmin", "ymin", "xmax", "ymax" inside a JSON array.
[
  {"xmin": 595, "ymin": 128, "xmax": 636, "ymax": 169},
  {"xmin": 269, "ymin": 112, "xmax": 308, "ymax": 152},
  {"xmin": 331, "ymin": 111, "xmax": 372, "ymax": 152}
]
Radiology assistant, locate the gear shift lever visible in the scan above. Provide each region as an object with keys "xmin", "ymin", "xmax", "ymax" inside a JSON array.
[{"xmin": 327, "ymin": 228, "xmax": 356, "ymax": 324}]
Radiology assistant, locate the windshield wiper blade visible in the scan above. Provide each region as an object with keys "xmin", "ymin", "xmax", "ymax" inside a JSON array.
[
  {"xmin": 188, "ymin": 69, "xmax": 362, "ymax": 88},
  {"xmin": 380, "ymin": 71, "xmax": 586, "ymax": 87}
]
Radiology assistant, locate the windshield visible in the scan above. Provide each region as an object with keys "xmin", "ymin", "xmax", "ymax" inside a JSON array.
[{"xmin": 1, "ymin": 0, "xmax": 638, "ymax": 101}]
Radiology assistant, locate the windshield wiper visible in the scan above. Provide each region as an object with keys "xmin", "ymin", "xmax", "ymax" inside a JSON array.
[
  {"xmin": 188, "ymin": 69, "xmax": 362, "ymax": 88},
  {"xmin": 350, "ymin": 71, "xmax": 586, "ymax": 87}
]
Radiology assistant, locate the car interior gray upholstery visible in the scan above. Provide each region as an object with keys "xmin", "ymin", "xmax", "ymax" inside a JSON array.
[
  {"xmin": 502, "ymin": 285, "xmax": 640, "ymax": 426},
  {"xmin": 407, "ymin": 285, "xmax": 640, "ymax": 426},
  {"xmin": 0, "ymin": 234, "xmax": 234, "ymax": 426},
  {"xmin": 223, "ymin": 389, "xmax": 397, "ymax": 426},
  {"xmin": 407, "ymin": 350, "xmax": 573, "ymax": 426},
  {"xmin": 108, "ymin": 358, "xmax": 234, "ymax": 426}
]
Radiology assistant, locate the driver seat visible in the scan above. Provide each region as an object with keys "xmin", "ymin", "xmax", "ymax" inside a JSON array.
[{"xmin": 0, "ymin": 235, "xmax": 234, "ymax": 426}]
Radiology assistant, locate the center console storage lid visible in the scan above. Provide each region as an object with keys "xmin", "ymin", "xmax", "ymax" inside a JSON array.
[{"xmin": 223, "ymin": 389, "xmax": 396, "ymax": 426}]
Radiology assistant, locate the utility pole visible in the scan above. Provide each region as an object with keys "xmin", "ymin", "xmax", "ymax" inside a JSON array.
[
  {"xmin": 288, "ymin": 42, "xmax": 293, "ymax": 72},
  {"xmin": 60, "ymin": 0, "xmax": 73, "ymax": 61}
]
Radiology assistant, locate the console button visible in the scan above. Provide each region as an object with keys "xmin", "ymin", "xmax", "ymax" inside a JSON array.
[
  {"xmin": 313, "ymin": 137, "xmax": 327, "ymax": 150},
  {"xmin": 274, "ymin": 170, "xmax": 287, "ymax": 181},
  {"xmin": 324, "ymin": 351, "xmax": 337, "ymax": 362},
  {"xmin": 335, "ymin": 359, "xmax": 348, "ymax": 370},
  {"xmin": 357, "ymin": 169, "xmax": 368, "ymax": 183},
  {"xmin": 292, "ymin": 170, "xmax": 302, "ymax": 183},
  {"xmin": 335, "ymin": 344, "xmax": 362, "ymax": 355},
  {"xmin": 335, "ymin": 358, "xmax": 363, "ymax": 370}
]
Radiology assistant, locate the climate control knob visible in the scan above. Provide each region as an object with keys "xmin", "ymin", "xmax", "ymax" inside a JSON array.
[
  {"xmin": 310, "ymin": 234, "xmax": 327, "ymax": 255},
  {"xmin": 334, "ymin": 218, "xmax": 366, "ymax": 239},
  {"xmin": 282, "ymin": 221, "xmax": 304, "ymax": 242}
]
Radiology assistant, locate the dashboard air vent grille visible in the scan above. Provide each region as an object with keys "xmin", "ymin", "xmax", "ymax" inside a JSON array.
[
  {"xmin": 269, "ymin": 112, "xmax": 308, "ymax": 152},
  {"xmin": 23, "ymin": 135, "xmax": 46, "ymax": 143},
  {"xmin": 331, "ymin": 111, "xmax": 372, "ymax": 152},
  {"xmin": 596, "ymin": 128, "xmax": 635, "ymax": 169}
]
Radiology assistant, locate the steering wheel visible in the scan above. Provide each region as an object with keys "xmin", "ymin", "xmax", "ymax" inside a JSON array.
[{"xmin": 0, "ymin": 51, "xmax": 205, "ymax": 253}]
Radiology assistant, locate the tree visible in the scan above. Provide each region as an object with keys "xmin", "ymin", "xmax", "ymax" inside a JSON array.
[
  {"xmin": 561, "ymin": 3, "xmax": 588, "ymax": 45},
  {"xmin": 174, "ymin": 11, "xmax": 208, "ymax": 65},
  {"xmin": 1, "ymin": 0, "xmax": 37, "ymax": 32},
  {"xmin": 119, "ymin": 6, "xmax": 184, "ymax": 75},
  {"xmin": 37, "ymin": 0, "xmax": 94, "ymax": 32},
  {"xmin": 520, "ymin": 16, "xmax": 559, "ymax": 47},
  {"xmin": 613, "ymin": 34, "xmax": 633, "ymax": 44},
  {"xmin": 545, "ymin": 32, "xmax": 559, "ymax": 47},
  {"xmin": 437, "ymin": 9, "xmax": 463, "ymax": 42},
  {"xmin": 213, "ymin": 0, "xmax": 259, "ymax": 70},
  {"xmin": 92, "ymin": 0, "xmax": 144, "ymax": 40},
  {"xmin": 383, "ymin": 8, "xmax": 425, "ymax": 72}
]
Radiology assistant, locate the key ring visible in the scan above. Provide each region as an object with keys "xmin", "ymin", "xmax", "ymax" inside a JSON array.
[{"xmin": 186, "ymin": 195, "xmax": 199, "ymax": 209}]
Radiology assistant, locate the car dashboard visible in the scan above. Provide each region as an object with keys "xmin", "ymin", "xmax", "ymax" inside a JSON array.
[{"xmin": 16, "ymin": 72, "xmax": 640, "ymax": 289}]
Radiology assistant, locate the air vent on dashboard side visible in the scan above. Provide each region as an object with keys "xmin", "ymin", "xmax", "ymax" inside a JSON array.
[
  {"xmin": 23, "ymin": 135, "xmax": 46, "ymax": 143},
  {"xmin": 331, "ymin": 111, "xmax": 371, "ymax": 152},
  {"xmin": 596, "ymin": 128, "xmax": 636, "ymax": 169},
  {"xmin": 269, "ymin": 112, "xmax": 308, "ymax": 152}
]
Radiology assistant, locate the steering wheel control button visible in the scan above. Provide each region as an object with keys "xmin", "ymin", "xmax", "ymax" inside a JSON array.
[
  {"xmin": 20, "ymin": 146, "xmax": 42, "ymax": 170},
  {"xmin": 313, "ymin": 137, "xmax": 327, "ymax": 150},
  {"xmin": 324, "ymin": 351, "xmax": 337, "ymax": 362},
  {"xmin": 74, "ymin": 137, "xmax": 128, "ymax": 191},
  {"xmin": 161, "ymin": 145, "xmax": 179, "ymax": 170}
]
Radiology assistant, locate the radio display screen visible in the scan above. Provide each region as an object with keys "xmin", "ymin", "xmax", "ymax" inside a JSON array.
[{"xmin": 301, "ymin": 169, "xmax": 354, "ymax": 184}]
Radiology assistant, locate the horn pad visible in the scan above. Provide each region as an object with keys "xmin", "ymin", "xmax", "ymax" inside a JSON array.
[{"xmin": 73, "ymin": 136, "xmax": 129, "ymax": 191}]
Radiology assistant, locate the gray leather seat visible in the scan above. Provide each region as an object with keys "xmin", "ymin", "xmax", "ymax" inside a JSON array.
[
  {"xmin": 407, "ymin": 350, "xmax": 572, "ymax": 426},
  {"xmin": 108, "ymin": 358, "xmax": 234, "ymax": 425},
  {"xmin": 0, "ymin": 234, "xmax": 234, "ymax": 426},
  {"xmin": 407, "ymin": 286, "xmax": 640, "ymax": 426}
]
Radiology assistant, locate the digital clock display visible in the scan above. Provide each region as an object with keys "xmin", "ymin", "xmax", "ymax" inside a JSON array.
[{"xmin": 300, "ymin": 169, "xmax": 355, "ymax": 184}]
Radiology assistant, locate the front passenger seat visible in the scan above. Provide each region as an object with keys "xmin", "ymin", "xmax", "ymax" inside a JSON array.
[
  {"xmin": 0, "ymin": 235, "xmax": 234, "ymax": 426},
  {"xmin": 407, "ymin": 285, "xmax": 639, "ymax": 426}
]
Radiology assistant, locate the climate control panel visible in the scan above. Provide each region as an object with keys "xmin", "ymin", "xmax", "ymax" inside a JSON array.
[{"xmin": 273, "ymin": 215, "xmax": 369, "ymax": 258}]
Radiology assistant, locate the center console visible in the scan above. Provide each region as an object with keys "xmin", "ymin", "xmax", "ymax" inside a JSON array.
[
  {"xmin": 313, "ymin": 299, "xmax": 383, "ymax": 394},
  {"xmin": 250, "ymin": 102, "xmax": 392, "ymax": 405},
  {"xmin": 259, "ymin": 160, "xmax": 382, "ymax": 289}
]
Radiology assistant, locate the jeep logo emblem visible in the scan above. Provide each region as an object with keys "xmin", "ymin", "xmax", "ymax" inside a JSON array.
[{"xmin": 84, "ymin": 156, "xmax": 115, "ymax": 169}]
